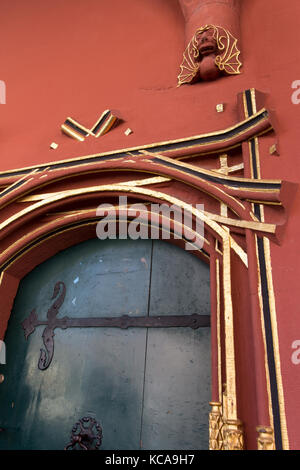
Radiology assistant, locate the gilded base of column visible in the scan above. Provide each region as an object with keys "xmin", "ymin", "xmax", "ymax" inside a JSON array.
[
  {"xmin": 223, "ymin": 419, "xmax": 244, "ymax": 450},
  {"xmin": 257, "ymin": 426, "xmax": 275, "ymax": 450},
  {"xmin": 209, "ymin": 402, "xmax": 224, "ymax": 450},
  {"xmin": 209, "ymin": 392, "xmax": 245, "ymax": 451}
]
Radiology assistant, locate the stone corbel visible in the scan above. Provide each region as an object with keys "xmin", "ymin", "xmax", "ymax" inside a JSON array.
[{"xmin": 177, "ymin": 0, "xmax": 242, "ymax": 85}]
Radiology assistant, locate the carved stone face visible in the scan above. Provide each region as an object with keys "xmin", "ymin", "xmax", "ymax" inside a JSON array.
[{"xmin": 197, "ymin": 29, "xmax": 218, "ymax": 57}]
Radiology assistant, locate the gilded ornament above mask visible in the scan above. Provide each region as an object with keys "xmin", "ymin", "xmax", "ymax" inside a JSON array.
[{"xmin": 178, "ymin": 24, "xmax": 242, "ymax": 85}]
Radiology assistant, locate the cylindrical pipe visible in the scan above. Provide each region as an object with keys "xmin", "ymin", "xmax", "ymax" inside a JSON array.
[{"xmin": 178, "ymin": 0, "xmax": 240, "ymax": 44}]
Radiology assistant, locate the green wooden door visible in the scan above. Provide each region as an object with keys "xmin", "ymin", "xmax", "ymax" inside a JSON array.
[{"xmin": 0, "ymin": 239, "xmax": 210, "ymax": 450}]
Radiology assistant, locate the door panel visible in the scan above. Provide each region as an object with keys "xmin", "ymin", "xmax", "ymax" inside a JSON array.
[
  {"xmin": 140, "ymin": 327, "xmax": 210, "ymax": 450},
  {"xmin": 141, "ymin": 241, "xmax": 210, "ymax": 449},
  {"xmin": 0, "ymin": 238, "xmax": 210, "ymax": 450},
  {"xmin": 149, "ymin": 240, "xmax": 210, "ymax": 316}
]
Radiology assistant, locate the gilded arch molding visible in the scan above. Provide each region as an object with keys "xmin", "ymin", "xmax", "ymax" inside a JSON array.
[{"xmin": 0, "ymin": 193, "xmax": 243, "ymax": 450}]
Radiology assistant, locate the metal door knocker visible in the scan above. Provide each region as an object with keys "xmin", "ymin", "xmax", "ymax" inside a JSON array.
[{"xmin": 64, "ymin": 416, "xmax": 103, "ymax": 450}]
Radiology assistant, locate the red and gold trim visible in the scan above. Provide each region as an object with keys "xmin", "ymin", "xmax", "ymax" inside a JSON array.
[
  {"xmin": 61, "ymin": 110, "xmax": 119, "ymax": 141},
  {"xmin": 0, "ymin": 90, "xmax": 296, "ymax": 450}
]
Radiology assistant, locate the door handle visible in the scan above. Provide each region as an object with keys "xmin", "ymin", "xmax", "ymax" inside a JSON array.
[{"xmin": 64, "ymin": 416, "xmax": 103, "ymax": 450}]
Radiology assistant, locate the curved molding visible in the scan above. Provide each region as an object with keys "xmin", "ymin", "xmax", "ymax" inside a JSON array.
[
  {"xmin": 0, "ymin": 207, "xmax": 212, "ymax": 272},
  {"xmin": 0, "ymin": 89, "xmax": 295, "ymax": 450},
  {"xmin": 0, "ymin": 108, "xmax": 272, "ymax": 183}
]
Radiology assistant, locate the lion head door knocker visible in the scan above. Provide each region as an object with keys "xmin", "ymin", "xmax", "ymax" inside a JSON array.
[{"xmin": 177, "ymin": 24, "xmax": 242, "ymax": 85}]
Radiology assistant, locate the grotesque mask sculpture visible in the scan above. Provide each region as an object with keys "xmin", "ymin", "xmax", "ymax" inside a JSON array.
[{"xmin": 178, "ymin": 25, "xmax": 242, "ymax": 86}]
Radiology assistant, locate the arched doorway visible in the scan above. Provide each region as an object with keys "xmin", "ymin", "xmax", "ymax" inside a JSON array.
[
  {"xmin": 0, "ymin": 89, "xmax": 293, "ymax": 449},
  {"xmin": 0, "ymin": 238, "xmax": 211, "ymax": 450}
]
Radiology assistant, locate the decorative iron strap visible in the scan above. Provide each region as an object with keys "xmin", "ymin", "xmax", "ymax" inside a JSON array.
[{"xmin": 21, "ymin": 281, "xmax": 210, "ymax": 370}]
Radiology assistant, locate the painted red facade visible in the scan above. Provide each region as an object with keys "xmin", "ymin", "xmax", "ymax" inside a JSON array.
[{"xmin": 0, "ymin": 0, "xmax": 300, "ymax": 450}]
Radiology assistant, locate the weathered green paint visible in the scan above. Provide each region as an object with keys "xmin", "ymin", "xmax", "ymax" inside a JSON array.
[{"xmin": 0, "ymin": 239, "xmax": 210, "ymax": 450}]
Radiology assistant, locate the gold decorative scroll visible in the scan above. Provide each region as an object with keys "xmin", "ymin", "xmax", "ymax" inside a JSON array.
[{"xmin": 178, "ymin": 24, "xmax": 242, "ymax": 86}]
